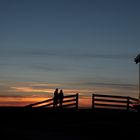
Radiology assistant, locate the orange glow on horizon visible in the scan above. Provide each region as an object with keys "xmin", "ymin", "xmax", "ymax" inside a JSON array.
[
  {"xmin": 0, "ymin": 81, "xmax": 138, "ymax": 107},
  {"xmin": 0, "ymin": 96, "xmax": 50, "ymax": 106},
  {"xmin": 0, "ymin": 95, "xmax": 92, "ymax": 108}
]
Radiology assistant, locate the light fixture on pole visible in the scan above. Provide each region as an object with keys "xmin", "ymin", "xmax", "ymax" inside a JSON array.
[{"xmin": 134, "ymin": 53, "xmax": 140, "ymax": 100}]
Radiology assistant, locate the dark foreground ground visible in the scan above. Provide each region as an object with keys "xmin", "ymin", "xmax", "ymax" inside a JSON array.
[{"xmin": 1, "ymin": 107, "xmax": 140, "ymax": 140}]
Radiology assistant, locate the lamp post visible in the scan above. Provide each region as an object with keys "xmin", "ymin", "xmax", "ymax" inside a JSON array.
[{"xmin": 134, "ymin": 53, "xmax": 140, "ymax": 100}]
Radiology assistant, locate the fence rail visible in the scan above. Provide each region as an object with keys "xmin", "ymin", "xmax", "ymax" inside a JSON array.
[
  {"xmin": 25, "ymin": 98, "xmax": 54, "ymax": 108},
  {"xmin": 92, "ymin": 93, "xmax": 139, "ymax": 111},
  {"xmin": 25, "ymin": 93, "xmax": 78, "ymax": 109}
]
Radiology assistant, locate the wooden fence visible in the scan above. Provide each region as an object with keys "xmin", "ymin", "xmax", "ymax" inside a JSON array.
[
  {"xmin": 92, "ymin": 93, "xmax": 139, "ymax": 111},
  {"xmin": 25, "ymin": 93, "xmax": 78, "ymax": 109}
]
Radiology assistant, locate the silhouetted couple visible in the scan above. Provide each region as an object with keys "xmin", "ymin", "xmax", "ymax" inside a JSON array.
[{"xmin": 53, "ymin": 88, "xmax": 64, "ymax": 108}]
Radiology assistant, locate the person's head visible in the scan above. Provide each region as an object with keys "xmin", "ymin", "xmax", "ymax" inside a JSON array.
[{"xmin": 60, "ymin": 89, "xmax": 63, "ymax": 93}]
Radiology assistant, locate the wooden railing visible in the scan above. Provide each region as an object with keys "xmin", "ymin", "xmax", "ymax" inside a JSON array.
[
  {"xmin": 92, "ymin": 93, "xmax": 139, "ymax": 111},
  {"xmin": 25, "ymin": 98, "xmax": 54, "ymax": 108},
  {"xmin": 62, "ymin": 94, "xmax": 78, "ymax": 109},
  {"xmin": 25, "ymin": 93, "xmax": 79, "ymax": 109}
]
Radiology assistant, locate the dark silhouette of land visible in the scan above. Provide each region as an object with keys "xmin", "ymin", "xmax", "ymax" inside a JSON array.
[
  {"xmin": 1, "ymin": 92, "xmax": 140, "ymax": 139},
  {"xmin": 1, "ymin": 107, "xmax": 140, "ymax": 140}
]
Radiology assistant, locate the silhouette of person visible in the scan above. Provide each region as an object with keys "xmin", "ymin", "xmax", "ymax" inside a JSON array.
[
  {"xmin": 59, "ymin": 89, "xmax": 64, "ymax": 108},
  {"xmin": 53, "ymin": 88, "xmax": 59, "ymax": 108}
]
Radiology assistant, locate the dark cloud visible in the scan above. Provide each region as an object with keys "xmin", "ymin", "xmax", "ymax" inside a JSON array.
[
  {"xmin": 69, "ymin": 81, "xmax": 138, "ymax": 90},
  {"xmin": 0, "ymin": 85, "xmax": 14, "ymax": 93},
  {"xmin": 0, "ymin": 95, "xmax": 24, "ymax": 98},
  {"xmin": 0, "ymin": 47, "xmax": 54, "ymax": 57},
  {"xmin": 0, "ymin": 47, "xmax": 135, "ymax": 60},
  {"xmin": 30, "ymin": 64, "xmax": 72, "ymax": 72},
  {"xmin": 82, "ymin": 53, "xmax": 134, "ymax": 60}
]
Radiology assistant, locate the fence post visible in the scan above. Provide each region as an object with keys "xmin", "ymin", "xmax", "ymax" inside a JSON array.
[
  {"xmin": 76, "ymin": 93, "xmax": 79, "ymax": 109},
  {"xmin": 127, "ymin": 96, "xmax": 130, "ymax": 111},
  {"xmin": 92, "ymin": 94, "xmax": 94, "ymax": 110}
]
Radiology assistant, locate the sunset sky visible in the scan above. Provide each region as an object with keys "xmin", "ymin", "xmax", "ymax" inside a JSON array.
[{"xmin": 0, "ymin": 0, "xmax": 140, "ymax": 107}]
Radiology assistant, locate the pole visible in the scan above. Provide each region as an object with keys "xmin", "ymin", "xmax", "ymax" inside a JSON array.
[
  {"xmin": 139, "ymin": 63, "xmax": 140, "ymax": 101},
  {"xmin": 127, "ymin": 96, "xmax": 130, "ymax": 111},
  {"xmin": 134, "ymin": 53, "xmax": 140, "ymax": 101},
  {"xmin": 92, "ymin": 94, "xmax": 94, "ymax": 110},
  {"xmin": 76, "ymin": 93, "xmax": 78, "ymax": 109}
]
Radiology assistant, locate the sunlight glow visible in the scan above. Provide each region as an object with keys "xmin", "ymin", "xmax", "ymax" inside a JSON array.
[
  {"xmin": 0, "ymin": 81, "xmax": 138, "ymax": 107},
  {"xmin": 12, "ymin": 87, "xmax": 49, "ymax": 93}
]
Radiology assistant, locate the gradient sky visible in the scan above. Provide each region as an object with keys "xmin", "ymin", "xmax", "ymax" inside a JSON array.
[{"xmin": 0, "ymin": 0, "xmax": 140, "ymax": 107}]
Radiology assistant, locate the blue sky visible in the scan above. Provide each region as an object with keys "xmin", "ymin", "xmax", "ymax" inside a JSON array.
[{"xmin": 0, "ymin": 0, "xmax": 140, "ymax": 106}]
